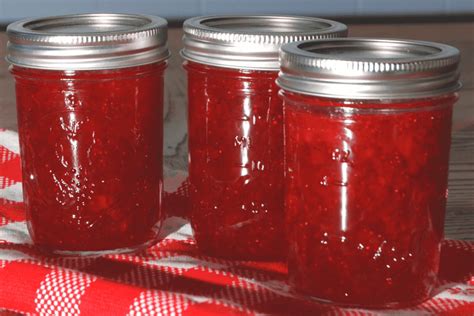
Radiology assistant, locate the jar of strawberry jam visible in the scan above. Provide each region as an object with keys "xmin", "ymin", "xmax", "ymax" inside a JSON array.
[
  {"xmin": 7, "ymin": 14, "xmax": 170, "ymax": 255},
  {"xmin": 181, "ymin": 16, "xmax": 347, "ymax": 260},
  {"xmin": 277, "ymin": 39, "xmax": 461, "ymax": 307}
]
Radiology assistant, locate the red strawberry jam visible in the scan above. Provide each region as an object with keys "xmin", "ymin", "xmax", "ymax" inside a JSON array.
[
  {"xmin": 8, "ymin": 13, "xmax": 169, "ymax": 255},
  {"xmin": 278, "ymin": 38, "xmax": 461, "ymax": 307},
  {"xmin": 283, "ymin": 92, "xmax": 457, "ymax": 307},
  {"xmin": 186, "ymin": 61, "xmax": 285, "ymax": 260},
  {"xmin": 182, "ymin": 15, "xmax": 347, "ymax": 260},
  {"xmin": 12, "ymin": 63, "xmax": 166, "ymax": 254}
]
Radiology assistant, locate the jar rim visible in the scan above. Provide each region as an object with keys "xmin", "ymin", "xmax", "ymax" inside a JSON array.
[
  {"xmin": 6, "ymin": 13, "xmax": 170, "ymax": 70},
  {"xmin": 181, "ymin": 15, "xmax": 348, "ymax": 71},
  {"xmin": 277, "ymin": 38, "xmax": 462, "ymax": 100}
]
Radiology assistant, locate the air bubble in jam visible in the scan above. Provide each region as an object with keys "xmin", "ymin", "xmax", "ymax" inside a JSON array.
[
  {"xmin": 13, "ymin": 63, "xmax": 166, "ymax": 253},
  {"xmin": 319, "ymin": 175, "xmax": 348, "ymax": 187},
  {"xmin": 283, "ymin": 91, "xmax": 455, "ymax": 307}
]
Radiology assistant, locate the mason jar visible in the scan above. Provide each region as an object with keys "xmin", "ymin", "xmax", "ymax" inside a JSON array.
[
  {"xmin": 277, "ymin": 38, "xmax": 461, "ymax": 307},
  {"xmin": 7, "ymin": 14, "xmax": 170, "ymax": 255},
  {"xmin": 181, "ymin": 16, "xmax": 347, "ymax": 260}
]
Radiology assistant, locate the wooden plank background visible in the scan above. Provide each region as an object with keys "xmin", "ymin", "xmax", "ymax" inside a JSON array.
[{"xmin": 0, "ymin": 22, "xmax": 472, "ymax": 239}]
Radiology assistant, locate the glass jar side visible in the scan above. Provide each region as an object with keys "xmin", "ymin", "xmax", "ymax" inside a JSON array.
[
  {"xmin": 11, "ymin": 62, "xmax": 167, "ymax": 255},
  {"xmin": 185, "ymin": 61, "xmax": 286, "ymax": 260},
  {"xmin": 281, "ymin": 90, "xmax": 457, "ymax": 307}
]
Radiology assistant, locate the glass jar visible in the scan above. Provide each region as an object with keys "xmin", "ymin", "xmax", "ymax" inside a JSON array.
[
  {"xmin": 182, "ymin": 16, "xmax": 347, "ymax": 260},
  {"xmin": 7, "ymin": 14, "xmax": 170, "ymax": 255},
  {"xmin": 277, "ymin": 39, "xmax": 461, "ymax": 307}
]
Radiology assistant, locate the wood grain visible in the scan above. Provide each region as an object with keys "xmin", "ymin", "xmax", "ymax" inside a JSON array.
[{"xmin": 0, "ymin": 22, "xmax": 472, "ymax": 239}]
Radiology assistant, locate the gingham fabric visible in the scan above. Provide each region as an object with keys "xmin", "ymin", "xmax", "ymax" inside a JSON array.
[{"xmin": 0, "ymin": 129, "xmax": 473, "ymax": 316}]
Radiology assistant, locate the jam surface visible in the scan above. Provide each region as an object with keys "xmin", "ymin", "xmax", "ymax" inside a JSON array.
[
  {"xmin": 186, "ymin": 62, "xmax": 285, "ymax": 260},
  {"xmin": 283, "ymin": 91, "xmax": 456, "ymax": 307},
  {"xmin": 13, "ymin": 63, "xmax": 165, "ymax": 253}
]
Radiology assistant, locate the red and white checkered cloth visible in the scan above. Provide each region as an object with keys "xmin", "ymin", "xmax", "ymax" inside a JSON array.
[{"xmin": 0, "ymin": 128, "xmax": 473, "ymax": 316}]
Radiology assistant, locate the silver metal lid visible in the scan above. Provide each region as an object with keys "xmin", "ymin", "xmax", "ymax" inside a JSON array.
[
  {"xmin": 7, "ymin": 13, "xmax": 170, "ymax": 70},
  {"xmin": 181, "ymin": 15, "xmax": 348, "ymax": 71},
  {"xmin": 277, "ymin": 38, "xmax": 461, "ymax": 100}
]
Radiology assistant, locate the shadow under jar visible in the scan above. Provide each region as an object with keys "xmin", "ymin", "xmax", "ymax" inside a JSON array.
[
  {"xmin": 277, "ymin": 38, "xmax": 461, "ymax": 307},
  {"xmin": 181, "ymin": 16, "xmax": 347, "ymax": 260},
  {"xmin": 7, "ymin": 14, "xmax": 170, "ymax": 256}
]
